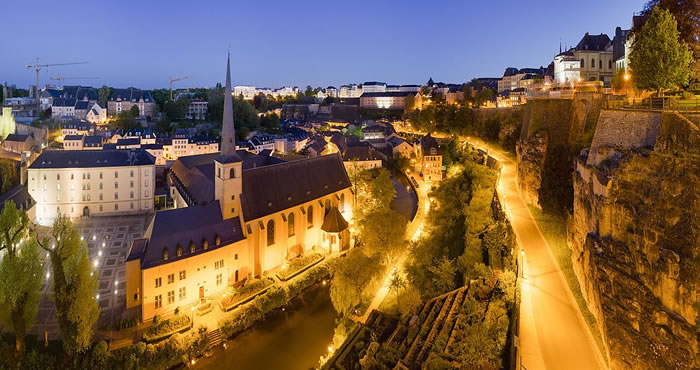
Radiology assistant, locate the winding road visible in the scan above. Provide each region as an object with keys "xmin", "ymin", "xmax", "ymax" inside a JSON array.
[{"xmin": 463, "ymin": 137, "xmax": 606, "ymax": 370}]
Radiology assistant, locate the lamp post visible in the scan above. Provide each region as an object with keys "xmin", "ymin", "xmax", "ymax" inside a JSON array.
[
  {"xmin": 624, "ymin": 73, "xmax": 631, "ymax": 99},
  {"xmin": 191, "ymin": 306, "xmax": 195, "ymax": 331}
]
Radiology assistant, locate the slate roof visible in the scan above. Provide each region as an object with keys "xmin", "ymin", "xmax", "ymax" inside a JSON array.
[
  {"xmin": 362, "ymin": 81, "xmax": 387, "ymax": 86},
  {"xmin": 240, "ymin": 153, "xmax": 351, "ymax": 221},
  {"xmin": 63, "ymin": 134, "xmax": 84, "ymax": 141},
  {"xmin": 53, "ymin": 98, "xmax": 77, "ymax": 107},
  {"xmin": 343, "ymin": 144, "xmax": 384, "ymax": 161},
  {"xmin": 74, "ymin": 101, "xmax": 89, "ymax": 110},
  {"xmin": 321, "ymin": 206, "xmax": 348, "ymax": 233},
  {"xmin": 4, "ymin": 133, "xmax": 30, "ymax": 142},
  {"xmin": 0, "ymin": 185, "xmax": 33, "ymax": 212},
  {"xmin": 421, "ymin": 134, "xmax": 441, "ymax": 154},
  {"xmin": 84, "ymin": 136, "xmax": 103, "ymax": 147},
  {"xmin": 29, "ymin": 150, "xmax": 155, "ymax": 169},
  {"xmin": 132, "ymin": 201, "xmax": 245, "ymax": 269},
  {"xmin": 109, "ymin": 88, "xmax": 154, "ymax": 103},
  {"xmin": 388, "ymin": 136, "xmax": 408, "ymax": 147},
  {"xmin": 575, "ymin": 33, "xmax": 611, "ymax": 51},
  {"xmin": 116, "ymin": 138, "xmax": 141, "ymax": 146}
]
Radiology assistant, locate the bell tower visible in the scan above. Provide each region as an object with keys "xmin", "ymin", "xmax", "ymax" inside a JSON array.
[{"xmin": 215, "ymin": 52, "xmax": 242, "ymax": 220}]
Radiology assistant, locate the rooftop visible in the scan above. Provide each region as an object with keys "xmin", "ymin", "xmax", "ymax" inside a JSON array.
[{"xmin": 29, "ymin": 149, "xmax": 155, "ymax": 169}]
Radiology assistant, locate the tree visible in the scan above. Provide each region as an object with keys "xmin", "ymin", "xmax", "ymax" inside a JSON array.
[
  {"xmin": 162, "ymin": 98, "xmax": 189, "ymax": 122},
  {"xmin": 359, "ymin": 209, "xmax": 407, "ymax": 265},
  {"xmin": 113, "ymin": 110, "xmax": 138, "ymax": 131},
  {"xmin": 36, "ymin": 215, "xmax": 99, "ymax": 357},
  {"xmin": 98, "ymin": 85, "xmax": 110, "ymax": 107},
  {"xmin": 260, "ymin": 112, "xmax": 280, "ymax": 132},
  {"xmin": 629, "ymin": 7, "xmax": 693, "ymax": 94},
  {"xmin": 0, "ymin": 159, "xmax": 18, "ymax": 193},
  {"xmin": 129, "ymin": 105, "xmax": 140, "ymax": 118},
  {"xmin": 0, "ymin": 201, "xmax": 42, "ymax": 352},
  {"xmin": 349, "ymin": 167, "xmax": 396, "ymax": 223},
  {"xmin": 304, "ymin": 85, "xmax": 314, "ymax": 97},
  {"xmin": 388, "ymin": 270, "xmax": 406, "ymax": 309},
  {"xmin": 329, "ymin": 249, "xmax": 381, "ymax": 315}
]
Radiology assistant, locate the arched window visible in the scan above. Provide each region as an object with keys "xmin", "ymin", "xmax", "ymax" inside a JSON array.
[
  {"xmin": 229, "ymin": 168, "xmax": 235, "ymax": 179},
  {"xmin": 162, "ymin": 248, "xmax": 169, "ymax": 261},
  {"xmin": 580, "ymin": 59, "xmax": 584, "ymax": 68},
  {"xmin": 176, "ymin": 245, "xmax": 183, "ymax": 257},
  {"xmin": 213, "ymin": 235, "xmax": 220, "ymax": 247},
  {"xmin": 340, "ymin": 193, "xmax": 345, "ymax": 212},
  {"xmin": 591, "ymin": 58, "xmax": 595, "ymax": 68},
  {"xmin": 307, "ymin": 206, "xmax": 313, "ymax": 228},
  {"xmin": 190, "ymin": 241, "xmax": 196, "ymax": 254},
  {"xmin": 288, "ymin": 213, "xmax": 295, "ymax": 237},
  {"xmin": 325, "ymin": 199, "xmax": 331, "ymax": 215},
  {"xmin": 267, "ymin": 220, "xmax": 275, "ymax": 246},
  {"xmin": 608, "ymin": 60, "xmax": 612, "ymax": 70},
  {"xmin": 599, "ymin": 59, "xmax": 602, "ymax": 69}
]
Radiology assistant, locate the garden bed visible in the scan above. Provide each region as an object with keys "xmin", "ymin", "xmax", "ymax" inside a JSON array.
[
  {"xmin": 196, "ymin": 302, "xmax": 214, "ymax": 316},
  {"xmin": 219, "ymin": 277, "xmax": 275, "ymax": 312},
  {"xmin": 143, "ymin": 314, "xmax": 192, "ymax": 343},
  {"xmin": 276, "ymin": 253, "xmax": 324, "ymax": 281}
]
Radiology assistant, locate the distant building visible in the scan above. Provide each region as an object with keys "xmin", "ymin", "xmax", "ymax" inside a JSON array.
[
  {"xmin": 415, "ymin": 134, "xmax": 442, "ymax": 183},
  {"xmin": 553, "ymin": 32, "xmax": 614, "ymax": 85},
  {"xmin": 61, "ymin": 121, "xmax": 92, "ymax": 138},
  {"xmin": 342, "ymin": 143, "xmax": 385, "ymax": 172},
  {"xmin": 51, "ymin": 98, "xmax": 77, "ymax": 118},
  {"xmin": 85, "ymin": 103, "xmax": 107, "ymax": 124},
  {"xmin": 339, "ymin": 84, "xmax": 362, "ymax": 98},
  {"xmin": 359, "ymin": 91, "xmax": 416, "ymax": 110},
  {"xmin": 186, "ymin": 99, "xmax": 208, "ymax": 120},
  {"xmin": 1, "ymin": 133, "xmax": 33, "ymax": 154},
  {"xmin": 108, "ymin": 89, "xmax": 157, "ymax": 118},
  {"xmin": 388, "ymin": 136, "xmax": 413, "ymax": 159},
  {"xmin": 361, "ymin": 81, "xmax": 387, "ymax": 94},
  {"xmin": 28, "ymin": 150, "xmax": 156, "ymax": 225},
  {"xmin": 498, "ymin": 67, "xmax": 548, "ymax": 93},
  {"xmin": 234, "ymin": 86, "xmax": 256, "ymax": 100}
]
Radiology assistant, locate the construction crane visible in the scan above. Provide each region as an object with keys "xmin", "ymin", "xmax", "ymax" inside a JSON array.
[
  {"xmin": 50, "ymin": 76, "xmax": 99, "ymax": 88},
  {"xmin": 25, "ymin": 57, "xmax": 88, "ymax": 115},
  {"xmin": 169, "ymin": 75, "xmax": 192, "ymax": 100}
]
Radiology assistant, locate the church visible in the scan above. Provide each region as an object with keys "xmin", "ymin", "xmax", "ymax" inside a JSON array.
[{"xmin": 126, "ymin": 54, "xmax": 353, "ymax": 321}]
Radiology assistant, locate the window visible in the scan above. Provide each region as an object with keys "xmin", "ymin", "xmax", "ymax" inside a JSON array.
[
  {"xmin": 229, "ymin": 168, "xmax": 235, "ymax": 179},
  {"xmin": 99, "ymin": 183, "xmax": 103, "ymax": 190},
  {"xmin": 215, "ymin": 259, "xmax": 224, "ymax": 269},
  {"xmin": 114, "ymin": 171, "xmax": 118, "ymax": 178},
  {"xmin": 267, "ymin": 220, "xmax": 275, "ymax": 246},
  {"xmin": 234, "ymin": 253, "xmax": 238, "ymax": 260},
  {"xmin": 57, "ymin": 174, "xmax": 60, "ymax": 180},
  {"xmin": 599, "ymin": 59, "xmax": 602, "ymax": 69},
  {"xmin": 130, "ymin": 180, "xmax": 134, "ymax": 188},
  {"xmin": 176, "ymin": 245, "xmax": 183, "ymax": 257},
  {"xmin": 155, "ymin": 295, "xmax": 162, "ymax": 309},
  {"xmin": 216, "ymin": 273, "xmax": 222, "ymax": 286},
  {"xmin": 133, "ymin": 292, "xmax": 138, "ymax": 302},
  {"xmin": 608, "ymin": 60, "xmax": 613, "ymax": 70},
  {"xmin": 340, "ymin": 193, "xmax": 345, "ymax": 212},
  {"xmin": 114, "ymin": 192, "xmax": 118, "ymax": 200},
  {"xmin": 162, "ymin": 248, "xmax": 169, "ymax": 261},
  {"xmin": 179, "ymin": 287, "xmax": 186, "ymax": 300},
  {"xmin": 130, "ymin": 170, "xmax": 134, "ymax": 178},
  {"xmin": 307, "ymin": 206, "xmax": 313, "ymax": 228},
  {"xmin": 130, "ymin": 191, "xmax": 134, "ymax": 199},
  {"xmin": 114, "ymin": 182, "xmax": 118, "ymax": 189},
  {"xmin": 190, "ymin": 241, "xmax": 197, "ymax": 253},
  {"xmin": 99, "ymin": 172, "xmax": 103, "ymax": 179},
  {"xmin": 99, "ymin": 193, "xmax": 103, "ymax": 201},
  {"xmin": 114, "ymin": 204, "xmax": 119, "ymax": 211},
  {"xmin": 155, "ymin": 277, "xmax": 162, "ymax": 288},
  {"xmin": 57, "ymin": 183, "xmax": 61, "ymax": 190},
  {"xmin": 71, "ymin": 173, "xmax": 74, "ymax": 180},
  {"xmin": 288, "ymin": 213, "xmax": 295, "ymax": 237},
  {"xmin": 167, "ymin": 273, "xmax": 174, "ymax": 284},
  {"xmin": 167, "ymin": 290, "xmax": 174, "ymax": 304},
  {"xmin": 179, "ymin": 270, "xmax": 186, "ymax": 280},
  {"xmin": 325, "ymin": 199, "xmax": 331, "ymax": 215},
  {"xmin": 99, "ymin": 205, "xmax": 103, "ymax": 212},
  {"xmin": 214, "ymin": 236, "xmax": 220, "ymax": 247}
]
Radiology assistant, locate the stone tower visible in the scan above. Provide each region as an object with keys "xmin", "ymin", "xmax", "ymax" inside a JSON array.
[{"xmin": 215, "ymin": 52, "xmax": 243, "ymax": 220}]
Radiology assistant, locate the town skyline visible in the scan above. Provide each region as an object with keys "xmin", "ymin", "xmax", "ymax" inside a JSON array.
[{"xmin": 2, "ymin": 0, "xmax": 642, "ymax": 89}]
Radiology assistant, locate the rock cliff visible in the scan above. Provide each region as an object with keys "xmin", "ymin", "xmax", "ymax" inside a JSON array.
[{"xmin": 569, "ymin": 111, "xmax": 699, "ymax": 369}]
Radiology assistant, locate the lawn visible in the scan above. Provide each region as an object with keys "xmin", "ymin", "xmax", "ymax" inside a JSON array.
[
  {"xmin": 220, "ymin": 277, "xmax": 275, "ymax": 311},
  {"xmin": 527, "ymin": 206, "xmax": 608, "ymax": 366}
]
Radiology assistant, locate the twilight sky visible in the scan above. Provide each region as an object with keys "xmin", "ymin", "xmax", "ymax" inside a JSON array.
[{"xmin": 2, "ymin": 0, "xmax": 644, "ymax": 90}]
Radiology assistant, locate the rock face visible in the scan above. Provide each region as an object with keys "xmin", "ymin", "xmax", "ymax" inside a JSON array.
[
  {"xmin": 517, "ymin": 94, "xmax": 602, "ymax": 207},
  {"xmin": 569, "ymin": 111, "xmax": 700, "ymax": 369}
]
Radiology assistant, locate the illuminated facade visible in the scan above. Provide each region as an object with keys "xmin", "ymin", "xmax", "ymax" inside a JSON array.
[
  {"xmin": 415, "ymin": 134, "xmax": 443, "ymax": 182},
  {"xmin": 28, "ymin": 150, "xmax": 155, "ymax": 226},
  {"xmin": 359, "ymin": 91, "xmax": 416, "ymax": 110}
]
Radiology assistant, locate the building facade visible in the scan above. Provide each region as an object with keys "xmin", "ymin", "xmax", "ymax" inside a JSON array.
[
  {"xmin": 108, "ymin": 89, "xmax": 158, "ymax": 118},
  {"xmin": 28, "ymin": 150, "xmax": 156, "ymax": 225},
  {"xmin": 415, "ymin": 134, "xmax": 443, "ymax": 182}
]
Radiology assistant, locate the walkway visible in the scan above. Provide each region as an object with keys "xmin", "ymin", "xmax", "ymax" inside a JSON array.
[{"xmin": 463, "ymin": 137, "xmax": 606, "ymax": 370}]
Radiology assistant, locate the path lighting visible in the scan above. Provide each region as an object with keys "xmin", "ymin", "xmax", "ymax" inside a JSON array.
[
  {"xmin": 46, "ymin": 272, "xmax": 50, "ymax": 279},
  {"xmin": 92, "ymin": 235, "xmax": 96, "ymax": 241},
  {"xmin": 80, "ymin": 236, "xmax": 84, "ymax": 241},
  {"xmin": 96, "ymin": 294, "xmax": 99, "ymax": 300},
  {"xmin": 98, "ymin": 250, "xmax": 102, "ymax": 257},
  {"xmin": 328, "ymin": 345, "xmax": 335, "ymax": 354},
  {"xmin": 624, "ymin": 73, "xmax": 630, "ymax": 81},
  {"xmin": 102, "ymin": 242, "xmax": 106, "ymax": 247},
  {"xmin": 93, "ymin": 259, "xmax": 98, "ymax": 268}
]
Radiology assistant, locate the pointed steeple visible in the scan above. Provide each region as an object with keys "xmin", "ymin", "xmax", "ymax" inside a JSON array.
[{"xmin": 218, "ymin": 52, "xmax": 240, "ymax": 163}]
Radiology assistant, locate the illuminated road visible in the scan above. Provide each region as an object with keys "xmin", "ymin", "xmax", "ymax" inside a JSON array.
[{"xmin": 463, "ymin": 137, "xmax": 606, "ymax": 370}]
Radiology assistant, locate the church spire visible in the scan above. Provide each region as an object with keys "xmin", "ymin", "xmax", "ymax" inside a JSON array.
[{"xmin": 218, "ymin": 51, "xmax": 239, "ymax": 162}]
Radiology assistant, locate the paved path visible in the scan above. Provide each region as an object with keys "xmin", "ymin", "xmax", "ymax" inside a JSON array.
[{"xmin": 463, "ymin": 138, "xmax": 606, "ymax": 370}]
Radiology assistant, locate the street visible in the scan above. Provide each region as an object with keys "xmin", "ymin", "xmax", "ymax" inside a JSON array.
[{"xmin": 464, "ymin": 138, "xmax": 606, "ymax": 370}]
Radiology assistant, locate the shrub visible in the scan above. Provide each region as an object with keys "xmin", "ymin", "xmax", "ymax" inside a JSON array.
[{"xmin": 143, "ymin": 314, "xmax": 192, "ymax": 343}]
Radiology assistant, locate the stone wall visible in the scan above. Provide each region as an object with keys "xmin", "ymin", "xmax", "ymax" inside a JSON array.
[
  {"xmin": 516, "ymin": 94, "xmax": 602, "ymax": 207},
  {"xmin": 569, "ymin": 111, "xmax": 699, "ymax": 369}
]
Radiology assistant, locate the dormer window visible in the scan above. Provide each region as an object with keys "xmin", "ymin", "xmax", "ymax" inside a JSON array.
[
  {"xmin": 201, "ymin": 239, "xmax": 208, "ymax": 250},
  {"xmin": 190, "ymin": 241, "xmax": 196, "ymax": 253},
  {"xmin": 215, "ymin": 235, "xmax": 221, "ymax": 246},
  {"xmin": 176, "ymin": 245, "xmax": 183, "ymax": 257},
  {"xmin": 162, "ymin": 248, "xmax": 169, "ymax": 261}
]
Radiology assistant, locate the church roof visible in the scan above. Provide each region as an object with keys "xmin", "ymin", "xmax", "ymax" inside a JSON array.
[
  {"xmin": 321, "ymin": 206, "xmax": 349, "ymax": 233},
  {"xmin": 240, "ymin": 153, "xmax": 351, "ymax": 221},
  {"xmin": 575, "ymin": 32, "xmax": 611, "ymax": 52},
  {"xmin": 130, "ymin": 201, "xmax": 245, "ymax": 269}
]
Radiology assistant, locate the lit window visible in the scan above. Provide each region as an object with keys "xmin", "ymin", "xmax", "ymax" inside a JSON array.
[
  {"xmin": 155, "ymin": 277, "xmax": 162, "ymax": 288},
  {"xmin": 179, "ymin": 270, "xmax": 186, "ymax": 280},
  {"xmin": 155, "ymin": 295, "xmax": 162, "ymax": 308},
  {"xmin": 216, "ymin": 273, "xmax": 222, "ymax": 286},
  {"xmin": 167, "ymin": 291, "xmax": 174, "ymax": 304},
  {"xmin": 162, "ymin": 248, "xmax": 169, "ymax": 261},
  {"xmin": 167, "ymin": 274, "xmax": 174, "ymax": 284}
]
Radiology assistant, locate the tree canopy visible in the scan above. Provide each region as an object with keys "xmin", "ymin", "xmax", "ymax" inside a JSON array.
[{"xmin": 629, "ymin": 7, "xmax": 693, "ymax": 93}]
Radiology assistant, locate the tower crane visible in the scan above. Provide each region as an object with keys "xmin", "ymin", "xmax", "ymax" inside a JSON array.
[
  {"xmin": 25, "ymin": 57, "xmax": 87, "ymax": 115},
  {"xmin": 50, "ymin": 76, "xmax": 99, "ymax": 88},
  {"xmin": 169, "ymin": 75, "xmax": 192, "ymax": 100}
]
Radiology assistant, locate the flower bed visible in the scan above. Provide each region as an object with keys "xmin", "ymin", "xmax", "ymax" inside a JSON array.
[
  {"xmin": 219, "ymin": 277, "xmax": 275, "ymax": 312},
  {"xmin": 196, "ymin": 302, "xmax": 213, "ymax": 316},
  {"xmin": 276, "ymin": 253, "xmax": 324, "ymax": 281},
  {"xmin": 143, "ymin": 314, "xmax": 192, "ymax": 343},
  {"xmin": 219, "ymin": 261, "xmax": 330, "ymax": 339}
]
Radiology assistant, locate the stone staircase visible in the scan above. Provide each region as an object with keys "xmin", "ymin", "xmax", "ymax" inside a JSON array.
[{"xmin": 207, "ymin": 328, "xmax": 222, "ymax": 349}]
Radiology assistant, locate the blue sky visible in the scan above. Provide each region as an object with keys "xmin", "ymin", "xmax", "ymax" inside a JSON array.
[{"xmin": 1, "ymin": 0, "xmax": 644, "ymax": 89}]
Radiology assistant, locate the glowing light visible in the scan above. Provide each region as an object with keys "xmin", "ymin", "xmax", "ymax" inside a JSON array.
[
  {"xmin": 328, "ymin": 346, "xmax": 335, "ymax": 353},
  {"xmin": 51, "ymin": 244, "xmax": 55, "ymax": 250},
  {"xmin": 191, "ymin": 307, "xmax": 195, "ymax": 312},
  {"xmin": 92, "ymin": 235, "xmax": 96, "ymax": 241},
  {"xmin": 96, "ymin": 294, "xmax": 99, "ymax": 300},
  {"xmin": 102, "ymin": 242, "xmax": 105, "ymax": 247},
  {"xmin": 46, "ymin": 272, "xmax": 50, "ymax": 279},
  {"xmin": 93, "ymin": 260, "xmax": 98, "ymax": 268},
  {"xmin": 322, "ymin": 280, "xmax": 327, "ymax": 286},
  {"xmin": 80, "ymin": 236, "xmax": 84, "ymax": 241},
  {"xmin": 114, "ymin": 289, "xmax": 117, "ymax": 295},
  {"xmin": 115, "ymin": 281, "xmax": 118, "ymax": 286},
  {"xmin": 281, "ymin": 264, "xmax": 287, "ymax": 270},
  {"xmin": 624, "ymin": 73, "xmax": 630, "ymax": 81},
  {"xmin": 98, "ymin": 250, "xmax": 102, "ymax": 257},
  {"xmin": 521, "ymin": 250, "xmax": 525, "ymax": 257}
]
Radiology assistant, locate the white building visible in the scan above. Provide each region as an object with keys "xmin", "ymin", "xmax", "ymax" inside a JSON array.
[
  {"xmin": 234, "ymin": 86, "xmax": 257, "ymax": 100},
  {"xmin": 85, "ymin": 103, "xmax": 107, "ymax": 124},
  {"xmin": 28, "ymin": 150, "xmax": 156, "ymax": 226},
  {"xmin": 339, "ymin": 84, "xmax": 362, "ymax": 98},
  {"xmin": 553, "ymin": 33, "xmax": 614, "ymax": 85},
  {"xmin": 361, "ymin": 82, "xmax": 387, "ymax": 94},
  {"xmin": 186, "ymin": 99, "xmax": 208, "ymax": 120}
]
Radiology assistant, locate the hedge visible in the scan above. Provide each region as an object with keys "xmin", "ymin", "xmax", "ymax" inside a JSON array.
[
  {"xmin": 143, "ymin": 314, "xmax": 192, "ymax": 343},
  {"xmin": 220, "ymin": 277, "xmax": 275, "ymax": 312},
  {"xmin": 276, "ymin": 253, "xmax": 324, "ymax": 281}
]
